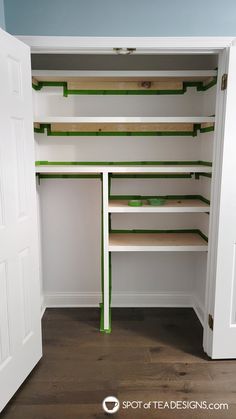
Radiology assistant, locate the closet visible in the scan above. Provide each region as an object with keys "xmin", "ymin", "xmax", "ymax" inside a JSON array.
[
  {"xmin": 1, "ymin": 36, "xmax": 236, "ymax": 408},
  {"xmin": 31, "ymin": 53, "xmax": 217, "ymax": 335},
  {"xmin": 2, "ymin": 31, "xmax": 236, "ymax": 411}
]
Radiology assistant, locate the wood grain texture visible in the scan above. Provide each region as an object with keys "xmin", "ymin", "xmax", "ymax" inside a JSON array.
[
  {"xmin": 50, "ymin": 122, "xmax": 195, "ymax": 133},
  {"xmin": 2, "ymin": 308, "xmax": 236, "ymax": 418},
  {"xmin": 109, "ymin": 232, "xmax": 208, "ymax": 248},
  {"xmin": 67, "ymin": 80, "xmax": 184, "ymax": 91}
]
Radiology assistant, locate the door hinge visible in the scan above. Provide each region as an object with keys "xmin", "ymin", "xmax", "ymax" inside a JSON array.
[
  {"xmin": 208, "ymin": 314, "xmax": 214, "ymax": 330},
  {"xmin": 221, "ymin": 74, "xmax": 228, "ymax": 90}
]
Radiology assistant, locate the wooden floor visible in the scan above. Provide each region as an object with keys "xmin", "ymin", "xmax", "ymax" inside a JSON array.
[{"xmin": 2, "ymin": 308, "xmax": 236, "ymax": 418}]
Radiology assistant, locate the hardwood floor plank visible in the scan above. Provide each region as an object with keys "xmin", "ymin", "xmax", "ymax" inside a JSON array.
[{"xmin": 2, "ymin": 308, "xmax": 236, "ymax": 419}]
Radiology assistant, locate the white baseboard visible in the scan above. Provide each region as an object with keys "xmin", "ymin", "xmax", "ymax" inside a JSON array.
[
  {"xmin": 44, "ymin": 292, "xmax": 101, "ymax": 307},
  {"xmin": 44, "ymin": 291, "xmax": 192, "ymax": 308},
  {"xmin": 41, "ymin": 294, "xmax": 46, "ymax": 318},
  {"xmin": 192, "ymin": 295, "xmax": 205, "ymax": 326}
]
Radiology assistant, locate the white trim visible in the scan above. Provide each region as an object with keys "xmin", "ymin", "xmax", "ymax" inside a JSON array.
[
  {"xmin": 192, "ymin": 296, "xmax": 204, "ymax": 326},
  {"xmin": 108, "ymin": 204, "xmax": 210, "ymax": 214},
  {"xmin": 34, "ymin": 116, "xmax": 215, "ymax": 123},
  {"xmin": 41, "ymin": 305, "xmax": 46, "ymax": 319},
  {"xmin": 43, "ymin": 291, "xmax": 192, "ymax": 308},
  {"xmin": 112, "ymin": 292, "xmax": 192, "ymax": 307},
  {"xmin": 102, "ymin": 172, "xmax": 110, "ymax": 330},
  {"xmin": 18, "ymin": 36, "xmax": 235, "ymax": 54},
  {"xmin": 109, "ymin": 207, "xmax": 210, "ymax": 214},
  {"xmin": 109, "ymin": 246, "xmax": 208, "ymax": 252},
  {"xmin": 203, "ymin": 49, "xmax": 229, "ymax": 356},
  {"xmin": 41, "ymin": 294, "xmax": 46, "ymax": 318},
  {"xmin": 35, "ymin": 165, "xmax": 212, "ymax": 174},
  {"xmin": 32, "ymin": 70, "xmax": 218, "ymax": 78},
  {"xmin": 45, "ymin": 292, "xmax": 101, "ymax": 307}
]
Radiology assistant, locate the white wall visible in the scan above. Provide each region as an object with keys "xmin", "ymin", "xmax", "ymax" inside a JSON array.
[
  {"xmin": 0, "ymin": 0, "xmax": 5, "ymax": 29},
  {"xmin": 36, "ymin": 78, "xmax": 215, "ymax": 317}
]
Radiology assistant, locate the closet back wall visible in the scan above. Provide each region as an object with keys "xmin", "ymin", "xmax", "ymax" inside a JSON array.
[{"xmin": 4, "ymin": 0, "xmax": 236, "ymax": 36}]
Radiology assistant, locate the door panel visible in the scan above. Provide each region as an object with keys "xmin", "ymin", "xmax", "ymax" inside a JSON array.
[
  {"xmin": 205, "ymin": 46, "xmax": 236, "ymax": 358},
  {"xmin": 0, "ymin": 28, "xmax": 42, "ymax": 411}
]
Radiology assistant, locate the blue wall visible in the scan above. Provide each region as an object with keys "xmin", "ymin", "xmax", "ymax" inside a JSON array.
[
  {"xmin": 4, "ymin": 0, "xmax": 236, "ymax": 36},
  {"xmin": 0, "ymin": 0, "xmax": 5, "ymax": 29}
]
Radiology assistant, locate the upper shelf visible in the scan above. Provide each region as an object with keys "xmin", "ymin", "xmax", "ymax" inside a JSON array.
[
  {"xmin": 34, "ymin": 116, "xmax": 215, "ymax": 123},
  {"xmin": 35, "ymin": 161, "xmax": 212, "ymax": 174},
  {"xmin": 32, "ymin": 70, "xmax": 217, "ymax": 95},
  {"xmin": 34, "ymin": 116, "xmax": 215, "ymax": 137}
]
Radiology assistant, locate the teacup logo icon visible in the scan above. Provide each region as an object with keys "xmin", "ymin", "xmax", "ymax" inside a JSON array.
[{"xmin": 102, "ymin": 396, "xmax": 120, "ymax": 414}]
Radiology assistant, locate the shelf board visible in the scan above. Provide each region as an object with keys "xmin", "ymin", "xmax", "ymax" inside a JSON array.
[
  {"xmin": 35, "ymin": 162, "xmax": 212, "ymax": 174},
  {"xmin": 34, "ymin": 117, "xmax": 214, "ymax": 136},
  {"xmin": 32, "ymin": 70, "xmax": 218, "ymax": 81},
  {"xmin": 34, "ymin": 116, "xmax": 215, "ymax": 124},
  {"xmin": 108, "ymin": 199, "xmax": 210, "ymax": 213},
  {"xmin": 32, "ymin": 71, "xmax": 217, "ymax": 94},
  {"xmin": 109, "ymin": 232, "xmax": 208, "ymax": 252}
]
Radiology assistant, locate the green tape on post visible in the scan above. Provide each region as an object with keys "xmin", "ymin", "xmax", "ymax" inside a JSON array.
[{"xmin": 100, "ymin": 176, "xmax": 104, "ymax": 331}]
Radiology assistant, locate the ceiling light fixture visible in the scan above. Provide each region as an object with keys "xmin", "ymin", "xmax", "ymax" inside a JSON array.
[{"xmin": 113, "ymin": 48, "xmax": 136, "ymax": 55}]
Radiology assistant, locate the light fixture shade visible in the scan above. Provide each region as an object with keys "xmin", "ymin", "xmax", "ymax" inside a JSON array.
[{"xmin": 113, "ymin": 48, "xmax": 136, "ymax": 55}]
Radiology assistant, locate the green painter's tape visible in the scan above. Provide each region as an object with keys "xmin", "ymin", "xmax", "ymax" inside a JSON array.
[
  {"xmin": 108, "ymin": 174, "xmax": 112, "ymax": 198},
  {"xmin": 100, "ymin": 303, "xmax": 111, "ymax": 334},
  {"xmin": 197, "ymin": 230, "xmax": 209, "ymax": 243},
  {"xmin": 109, "ymin": 213, "xmax": 112, "ymax": 233},
  {"xmin": 200, "ymin": 126, "xmax": 215, "ymax": 133},
  {"xmin": 100, "ymin": 174, "xmax": 112, "ymax": 334},
  {"xmin": 195, "ymin": 172, "xmax": 213, "ymax": 180},
  {"xmin": 100, "ymin": 176, "xmax": 104, "ymax": 329},
  {"xmin": 32, "ymin": 77, "xmax": 217, "ymax": 96},
  {"xmin": 109, "ymin": 252, "xmax": 112, "ymax": 306}
]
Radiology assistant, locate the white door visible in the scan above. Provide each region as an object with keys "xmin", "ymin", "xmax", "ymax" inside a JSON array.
[
  {"xmin": 204, "ymin": 45, "xmax": 236, "ymax": 359},
  {"xmin": 0, "ymin": 28, "xmax": 42, "ymax": 410}
]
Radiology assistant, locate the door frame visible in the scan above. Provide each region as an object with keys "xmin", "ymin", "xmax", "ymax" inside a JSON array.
[
  {"xmin": 17, "ymin": 36, "xmax": 235, "ymax": 54},
  {"xmin": 18, "ymin": 35, "xmax": 236, "ymax": 357}
]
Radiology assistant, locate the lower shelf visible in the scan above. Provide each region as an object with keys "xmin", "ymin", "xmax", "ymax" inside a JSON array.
[
  {"xmin": 108, "ymin": 198, "xmax": 210, "ymax": 213},
  {"xmin": 109, "ymin": 231, "xmax": 208, "ymax": 252}
]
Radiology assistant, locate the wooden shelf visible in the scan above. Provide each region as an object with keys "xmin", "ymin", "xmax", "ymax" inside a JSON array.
[
  {"xmin": 32, "ymin": 70, "xmax": 217, "ymax": 94},
  {"xmin": 32, "ymin": 70, "xmax": 217, "ymax": 81},
  {"xmin": 108, "ymin": 199, "xmax": 210, "ymax": 213},
  {"xmin": 34, "ymin": 117, "xmax": 214, "ymax": 136},
  {"xmin": 109, "ymin": 232, "xmax": 208, "ymax": 252},
  {"xmin": 34, "ymin": 116, "xmax": 215, "ymax": 124},
  {"xmin": 35, "ymin": 163, "xmax": 212, "ymax": 174}
]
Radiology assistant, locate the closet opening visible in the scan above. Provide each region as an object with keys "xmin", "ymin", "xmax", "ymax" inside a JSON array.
[{"xmin": 32, "ymin": 51, "xmax": 219, "ymax": 347}]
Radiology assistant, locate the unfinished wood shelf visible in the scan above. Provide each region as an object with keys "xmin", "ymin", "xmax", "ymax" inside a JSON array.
[
  {"xmin": 108, "ymin": 198, "xmax": 210, "ymax": 213},
  {"xmin": 34, "ymin": 116, "xmax": 215, "ymax": 136},
  {"xmin": 32, "ymin": 70, "xmax": 217, "ymax": 95},
  {"xmin": 109, "ymin": 231, "xmax": 208, "ymax": 252}
]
